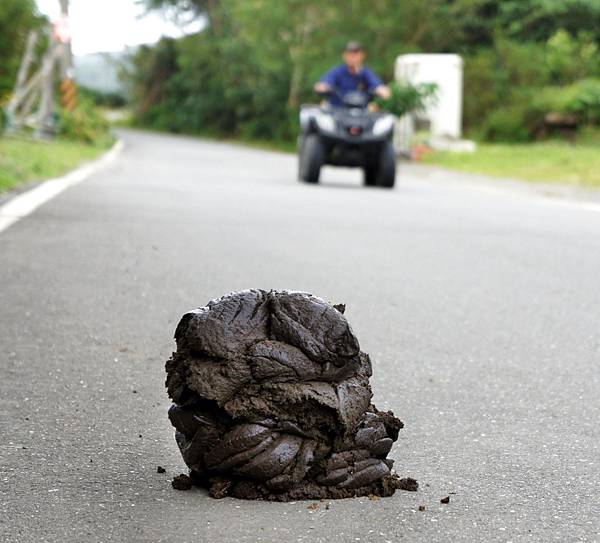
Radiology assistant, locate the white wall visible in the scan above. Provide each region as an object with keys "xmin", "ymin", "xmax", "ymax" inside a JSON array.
[{"xmin": 394, "ymin": 54, "xmax": 464, "ymax": 152}]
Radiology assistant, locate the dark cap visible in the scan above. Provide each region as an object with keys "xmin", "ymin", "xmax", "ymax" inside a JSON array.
[{"xmin": 344, "ymin": 41, "xmax": 364, "ymax": 53}]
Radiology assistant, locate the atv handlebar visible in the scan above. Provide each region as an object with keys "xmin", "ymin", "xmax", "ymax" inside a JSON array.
[
  {"xmin": 316, "ymin": 86, "xmax": 377, "ymax": 98},
  {"xmin": 316, "ymin": 86, "xmax": 379, "ymax": 106}
]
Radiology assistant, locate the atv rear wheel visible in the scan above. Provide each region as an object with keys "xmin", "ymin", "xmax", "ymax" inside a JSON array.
[
  {"xmin": 299, "ymin": 134, "xmax": 325, "ymax": 184},
  {"xmin": 363, "ymin": 164, "xmax": 377, "ymax": 186},
  {"xmin": 375, "ymin": 141, "xmax": 396, "ymax": 188}
]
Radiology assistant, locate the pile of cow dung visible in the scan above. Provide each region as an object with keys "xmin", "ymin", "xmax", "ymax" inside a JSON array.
[{"xmin": 166, "ymin": 289, "xmax": 408, "ymax": 501}]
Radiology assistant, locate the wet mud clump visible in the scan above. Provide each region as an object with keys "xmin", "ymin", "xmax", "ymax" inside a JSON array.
[{"xmin": 166, "ymin": 290, "xmax": 405, "ymax": 501}]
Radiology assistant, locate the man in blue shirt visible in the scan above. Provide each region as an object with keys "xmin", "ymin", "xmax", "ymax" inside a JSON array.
[{"xmin": 315, "ymin": 41, "xmax": 391, "ymax": 106}]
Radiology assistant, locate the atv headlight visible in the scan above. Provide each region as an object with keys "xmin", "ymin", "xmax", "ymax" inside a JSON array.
[
  {"xmin": 372, "ymin": 115, "xmax": 395, "ymax": 136},
  {"xmin": 299, "ymin": 109, "xmax": 312, "ymax": 129},
  {"xmin": 314, "ymin": 112, "xmax": 336, "ymax": 133}
]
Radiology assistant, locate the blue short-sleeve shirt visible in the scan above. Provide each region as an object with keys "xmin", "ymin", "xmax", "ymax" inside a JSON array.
[{"xmin": 319, "ymin": 64, "xmax": 383, "ymax": 106}]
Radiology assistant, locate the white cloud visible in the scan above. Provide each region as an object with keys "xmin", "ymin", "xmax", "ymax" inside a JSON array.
[{"xmin": 36, "ymin": 0, "xmax": 204, "ymax": 56}]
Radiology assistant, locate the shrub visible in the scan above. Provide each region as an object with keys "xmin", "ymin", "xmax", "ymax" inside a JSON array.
[
  {"xmin": 462, "ymin": 39, "xmax": 549, "ymax": 136},
  {"xmin": 378, "ymin": 81, "xmax": 438, "ymax": 118},
  {"xmin": 462, "ymin": 49, "xmax": 502, "ymax": 134},
  {"xmin": 480, "ymin": 102, "xmax": 543, "ymax": 142},
  {"xmin": 495, "ymin": 37, "xmax": 550, "ymax": 89},
  {"xmin": 534, "ymin": 79, "xmax": 600, "ymax": 124},
  {"xmin": 546, "ymin": 29, "xmax": 600, "ymax": 84},
  {"xmin": 79, "ymin": 86, "xmax": 127, "ymax": 108},
  {"xmin": 566, "ymin": 79, "xmax": 600, "ymax": 123},
  {"xmin": 480, "ymin": 79, "xmax": 600, "ymax": 142},
  {"xmin": 59, "ymin": 95, "xmax": 112, "ymax": 145}
]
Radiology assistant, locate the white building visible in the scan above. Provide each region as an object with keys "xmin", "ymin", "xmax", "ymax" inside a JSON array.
[{"xmin": 395, "ymin": 54, "xmax": 474, "ymax": 154}]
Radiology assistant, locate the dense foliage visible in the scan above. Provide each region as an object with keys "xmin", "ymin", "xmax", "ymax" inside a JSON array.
[
  {"xmin": 128, "ymin": 0, "xmax": 600, "ymax": 142},
  {"xmin": 59, "ymin": 95, "xmax": 113, "ymax": 146},
  {"xmin": 0, "ymin": 0, "xmax": 46, "ymax": 102}
]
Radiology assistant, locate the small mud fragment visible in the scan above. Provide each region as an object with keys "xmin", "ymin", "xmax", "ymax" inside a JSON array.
[
  {"xmin": 418, "ymin": 505, "xmax": 426, "ymax": 512},
  {"xmin": 157, "ymin": 466, "xmax": 166, "ymax": 474},
  {"xmin": 171, "ymin": 474, "xmax": 193, "ymax": 490},
  {"xmin": 397, "ymin": 477, "xmax": 419, "ymax": 492},
  {"xmin": 166, "ymin": 290, "xmax": 408, "ymax": 501},
  {"xmin": 440, "ymin": 496, "xmax": 450, "ymax": 504},
  {"xmin": 307, "ymin": 503, "xmax": 319, "ymax": 511},
  {"xmin": 209, "ymin": 478, "xmax": 232, "ymax": 499}
]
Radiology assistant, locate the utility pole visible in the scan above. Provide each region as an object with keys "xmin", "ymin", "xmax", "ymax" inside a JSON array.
[
  {"xmin": 5, "ymin": 31, "xmax": 38, "ymax": 133},
  {"xmin": 57, "ymin": 0, "xmax": 78, "ymax": 113},
  {"xmin": 58, "ymin": 0, "xmax": 73, "ymax": 78},
  {"xmin": 13, "ymin": 32, "xmax": 39, "ymax": 103},
  {"xmin": 4, "ymin": 0, "xmax": 75, "ymax": 138},
  {"xmin": 37, "ymin": 0, "xmax": 73, "ymax": 138},
  {"xmin": 36, "ymin": 44, "xmax": 58, "ymax": 138}
]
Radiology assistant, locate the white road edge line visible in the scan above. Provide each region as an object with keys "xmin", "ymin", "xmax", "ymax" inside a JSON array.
[
  {"xmin": 0, "ymin": 139, "xmax": 124, "ymax": 235},
  {"xmin": 541, "ymin": 199, "xmax": 600, "ymax": 214},
  {"xmin": 482, "ymin": 185, "xmax": 600, "ymax": 214},
  {"xmin": 430, "ymin": 173, "xmax": 600, "ymax": 215}
]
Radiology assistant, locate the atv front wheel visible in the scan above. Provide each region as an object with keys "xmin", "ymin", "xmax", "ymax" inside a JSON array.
[
  {"xmin": 375, "ymin": 141, "xmax": 396, "ymax": 188},
  {"xmin": 299, "ymin": 134, "xmax": 325, "ymax": 184}
]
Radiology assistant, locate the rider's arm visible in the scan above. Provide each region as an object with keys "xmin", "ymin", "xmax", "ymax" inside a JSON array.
[
  {"xmin": 315, "ymin": 66, "xmax": 340, "ymax": 93},
  {"xmin": 364, "ymin": 69, "xmax": 391, "ymax": 100}
]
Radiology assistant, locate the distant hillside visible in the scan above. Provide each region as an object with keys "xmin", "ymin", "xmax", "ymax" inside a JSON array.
[{"xmin": 74, "ymin": 50, "xmax": 133, "ymax": 96}]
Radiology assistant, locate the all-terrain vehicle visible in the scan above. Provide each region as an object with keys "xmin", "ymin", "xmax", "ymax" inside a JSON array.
[{"xmin": 298, "ymin": 90, "xmax": 396, "ymax": 188}]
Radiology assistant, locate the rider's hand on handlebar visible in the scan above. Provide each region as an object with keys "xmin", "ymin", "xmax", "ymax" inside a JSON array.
[
  {"xmin": 314, "ymin": 82, "xmax": 333, "ymax": 96},
  {"xmin": 375, "ymin": 85, "xmax": 392, "ymax": 100}
]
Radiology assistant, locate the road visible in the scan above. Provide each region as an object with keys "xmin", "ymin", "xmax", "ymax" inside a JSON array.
[{"xmin": 1, "ymin": 129, "xmax": 598, "ymax": 543}]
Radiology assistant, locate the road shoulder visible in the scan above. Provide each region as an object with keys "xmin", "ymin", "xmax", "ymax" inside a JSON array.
[
  {"xmin": 403, "ymin": 161, "xmax": 600, "ymax": 210},
  {"xmin": 0, "ymin": 139, "xmax": 124, "ymax": 234}
]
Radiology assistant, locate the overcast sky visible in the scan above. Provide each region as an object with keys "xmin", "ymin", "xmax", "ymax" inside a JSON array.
[{"xmin": 36, "ymin": 0, "xmax": 204, "ymax": 56}]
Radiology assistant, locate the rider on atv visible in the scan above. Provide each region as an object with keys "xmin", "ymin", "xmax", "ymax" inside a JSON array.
[
  {"xmin": 315, "ymin": 41, "xmax": 391, "ymax": 106},
  {"xmin": 298, "ymin": 41, "xmax": 396, "ymax": 188}
]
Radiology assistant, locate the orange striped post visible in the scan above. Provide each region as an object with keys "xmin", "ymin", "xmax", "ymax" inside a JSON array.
[{"xmin": 60, "ymin": 78, "xmax": 78, "ymax": 112}]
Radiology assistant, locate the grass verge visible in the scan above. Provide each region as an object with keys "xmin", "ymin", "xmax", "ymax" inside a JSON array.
[
  {"xmin": 422, "ymin": 141, "xmax": 600, "ymax": 189},
  {"xmin": 0, "ymin": 137, "xmax": 112, "ymax": 193}
]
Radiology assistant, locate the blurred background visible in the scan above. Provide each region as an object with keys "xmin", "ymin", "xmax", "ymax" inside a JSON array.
[{"xmin": 1, "ymin": 0, "xmax": 600, "ymax": 191}]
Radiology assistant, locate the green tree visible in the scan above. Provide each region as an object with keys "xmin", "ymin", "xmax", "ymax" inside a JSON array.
[
  {"xmin": 498, "ymin": 0, "xmax": 600, "ymax": 43},
  {"xmin": 0, "ymin": 0, "xmax": 46, "ymax": 101},
  {"xmin": 132, "ymin": 0, "xmax": 600, "ymax": 142},
  {"xmin": 546, "ymin": 29, "xmax": 600, "ymax": 84}
]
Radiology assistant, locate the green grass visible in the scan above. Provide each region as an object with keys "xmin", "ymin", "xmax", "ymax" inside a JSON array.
[
  {"xmin": 422, "ymin": 140, "xmax": 600, "ymax": 188},
  {"xmin": 0, "ymin": 137, "xmax": 111, "ymax": 193}
]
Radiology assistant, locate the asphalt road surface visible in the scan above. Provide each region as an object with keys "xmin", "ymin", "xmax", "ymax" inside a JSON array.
[{"xmin": 1, "ymin": 129, "xmax": 599, "ymax": 543}]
